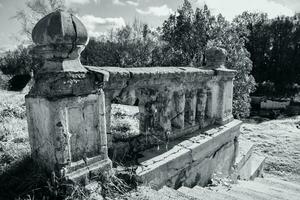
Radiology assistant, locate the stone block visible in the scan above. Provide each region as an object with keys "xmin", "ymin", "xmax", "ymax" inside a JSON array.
[
  {"xmin": 136, "ymin": 120, "xmax": 242, "ymax": 189},
  {"xmin": 26, "ymin": 93, "xmax": 111, "ymax": 180}
]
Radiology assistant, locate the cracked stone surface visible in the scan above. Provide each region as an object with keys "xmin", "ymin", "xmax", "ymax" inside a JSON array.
[{"xmin": 136, "ymin": 120, "xmax": 242, "ymax": 189}]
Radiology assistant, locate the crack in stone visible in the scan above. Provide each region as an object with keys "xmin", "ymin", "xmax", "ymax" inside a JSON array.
[{"xmin": 68, "ymin": 14, "xmax": 78, "ymax": 58}]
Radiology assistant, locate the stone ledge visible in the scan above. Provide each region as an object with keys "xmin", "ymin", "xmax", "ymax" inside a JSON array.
[
  {"xmin": 85, "ymin": 66, "xmax": 215, "ymax": 89},
  {"xmin": 136, "ymin": 120, "xmax": 242, "ymax": 189}
]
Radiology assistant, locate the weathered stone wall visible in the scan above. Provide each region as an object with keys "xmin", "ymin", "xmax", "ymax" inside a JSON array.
[
  {"xmin": 86, "ymin": 66, "xmax": 236, "ymax": 155},
  {"xmin": 26, "ymin": 11, "xmax": 238, "ymax": 185},
  {"xmin": 136, "ymin": 120, "xmax": 242, "ymax": 189}
]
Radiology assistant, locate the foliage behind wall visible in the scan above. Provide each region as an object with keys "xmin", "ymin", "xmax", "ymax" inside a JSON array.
[{"xmin": 81, "ymin": 0, "xmax": 255, "ymax": 118}]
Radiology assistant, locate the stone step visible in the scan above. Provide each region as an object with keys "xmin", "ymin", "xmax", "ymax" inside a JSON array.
[
  {"xmin": 179, "ymin": 177, "xmax": 300, "ymax": 200},
  {"xmin": 130, "ymin": 186, "xmax": 177, "ymax": 200},
  {"xmin": 238, "ymin": 153, "xmax": 266, "ymax": 180},
  {"xmin": 256, "ymin": 177, "xmax": 300, "ymax": 193},
  {"xmin": 211, "ymin": 179, "xmax": 300, "ymax": 200},
  {"xmin": 233, "ymin": 138, "xmax": 254, "ymax": 175},
  {"xmin": 158, "ymin": 186, "xmax": 198, "ymax": 200}
]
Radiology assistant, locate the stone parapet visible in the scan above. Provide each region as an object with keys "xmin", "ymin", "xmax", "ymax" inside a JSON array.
[
  {"xmin": 26, "ymin": 10, "xmax": 237, "ymax": 184},
  {"xmin": 86, "ymin": 64, "xmax": 236, "ymax": 149}
]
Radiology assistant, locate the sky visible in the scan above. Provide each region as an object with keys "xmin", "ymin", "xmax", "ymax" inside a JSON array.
[{"xmin": 0, "ymin": 0, "xmax": 299, "ymax": 51}]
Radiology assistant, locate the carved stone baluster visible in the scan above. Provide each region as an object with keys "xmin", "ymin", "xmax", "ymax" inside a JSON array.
[
  {"xmin": 172, "ymin": 90, "xmax": 185, "ymax": 129},
  {"xmin": 196, "ymin": 89, "xmax": 208, "ymax": 128},
  {"xmin": 137, "ymin": 88, "xmax": 158, "ymax": 134},
  {"xmin": 158, "ymin": 87, "xmax": 173, "ymax": 134},
  {"xmin": 185, "ymin": 90, "xmax": 197, "ymax": 126}
]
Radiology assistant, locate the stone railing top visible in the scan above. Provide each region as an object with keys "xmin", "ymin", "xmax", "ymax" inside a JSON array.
[{"xmin": 86, "ymin": 66, "xmax": 236, "ymax": 90}]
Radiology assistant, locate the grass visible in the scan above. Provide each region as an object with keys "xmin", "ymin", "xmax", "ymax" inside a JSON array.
[
  {"xmin": 0, "ymin": 90, "xmax": 140, "ymax": 199},
  {"xmin": 0, "ymin": 90, "xmax": 30, "ymax": 174}
]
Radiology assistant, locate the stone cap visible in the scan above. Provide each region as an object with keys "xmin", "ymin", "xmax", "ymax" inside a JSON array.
[
  {"xmin": 31, "ymin": 10, "xmax": 89, "ymax": 73},
  {"xmin": 86, "ymin": 66, "xmax": 215, "ymax": 90},
  {"xmin": 205, "ymin": 47, "xmax": 227, "ymax": 69},
  {"xmin": 32, "ymin": 10, "xmax": 88, "ymax": 46}
]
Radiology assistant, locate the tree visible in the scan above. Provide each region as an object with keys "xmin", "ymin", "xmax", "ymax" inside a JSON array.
[
  {"xmin": 81, "ymin": 19, "xmax": 160, "ymax": 68},
  {"xmin": 234, "ymin": 12, "xmax": 300, "ymax": 97},
  {"xmin": 0, "ymin": 45, "xmax": 35, "ymax": 75},
  {"xmin": 161, "ymin": 1, "xmax": 255, "ymax": 118},
  {"xmin": 161, "ymin": 0, "xmax": 210, "ymax": 66}
]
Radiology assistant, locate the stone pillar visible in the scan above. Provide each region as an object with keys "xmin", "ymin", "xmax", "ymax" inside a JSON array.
[
  {"xmin": 158, "ymin": 87, "xmax": 173, "ymax": 135},
  {"xmin": 185, "ymin": 90, "xmax": 197, "ymax": 126},
  {"xmin": 196, "ymin": 89, "xmax": 207, "ymax": 128},
  {"xmin": 215, "ymin": 76, "xmax": 235, "ymax": 124},
  {"xmin": 26, "ymin": 11, "xmax": 111, "ymax": 183},
  {"xmin": 205, "ymin": 47, "xmax": 236, "ymax": 125},
  {"xmin": 104, "ymin": 91, "xmax": 113, "ymax": 148},
  {"xmin": 172, "ymin": 90, "xmax": 185, "ymax": 129}
]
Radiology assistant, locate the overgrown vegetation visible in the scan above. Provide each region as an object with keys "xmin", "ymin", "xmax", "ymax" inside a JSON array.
[{"xmin": 1, "ymin": 0, "xmax": 300, "ymax": 198}]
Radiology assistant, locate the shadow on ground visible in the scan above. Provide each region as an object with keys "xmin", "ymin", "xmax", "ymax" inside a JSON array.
[{"xmin": 0, "ymin": 156, "xmax": 53, "ymax": 200}]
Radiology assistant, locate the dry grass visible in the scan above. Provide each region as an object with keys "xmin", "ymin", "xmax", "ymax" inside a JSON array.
[
  {"xmin": 242, "ymin": 116, "xmax": 300, "ymax": 183},
  {"xmin": 0, "ymin": 90, "xmax": 139, "ymax": 199},
  {"xmin": 111, "ymin": 104, "xmax": 140, "ymax": 140},
  {"xmin": 0, "ymin": 90, "xmax": 30, "ymax": 173}
]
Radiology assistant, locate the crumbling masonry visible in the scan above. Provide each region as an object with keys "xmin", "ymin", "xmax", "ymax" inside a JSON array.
[{"xmin": 26, "ymin": 11, "xmax": 245, "ymax": 188}]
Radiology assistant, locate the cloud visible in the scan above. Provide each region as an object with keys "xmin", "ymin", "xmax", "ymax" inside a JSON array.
[
  {"xmin": 126, "ymin": 1, "xmax": 139, "ymax": 7},
  {"xmin": 270, "ymin": 0, "xmax": 300, "ymax": 12},
  {"xmin": 113, "ymin": 0, "xmax": 139, "ymax": 7},
  {"xmin": 113, "ymin": 0, "xmax": 126, "ymax": 6},
  {"xmin": 79, "ymin": 15, "xmax": 125, "ymax": 37},
  {"xmin": 66, "ymin": 0, "xmax": 99, "ymax": 5},
  {"xmin": 136, "ymin": 4, "xmax": 173, "ymax": 17},
  {"xmin": 196, "ymin": 0, "xmax": 294, "ymax": 21}
]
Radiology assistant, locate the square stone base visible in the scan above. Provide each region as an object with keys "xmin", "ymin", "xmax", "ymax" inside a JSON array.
[{"xmin": 66, "ymin": 158, "xmax": 112, "ymax": 184}]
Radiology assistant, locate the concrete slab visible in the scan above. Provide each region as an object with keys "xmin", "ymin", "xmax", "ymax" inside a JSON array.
[
  {"xmin": 231, "ymin": 137, "xmax": 254, "ymax": 180},
  {"xmin": 136, "ymin": 120, "xmax": 242, "ymax": 189},
  {"xmin": 238, "ymin": 153, "xmax": 266, "ymax": 180}
]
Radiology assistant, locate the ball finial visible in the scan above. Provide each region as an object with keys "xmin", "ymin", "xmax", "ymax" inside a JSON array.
[
  {"xmin": 205, "ymin": 47, "xmax": 227, "ymax": 69},
  {"xmin": 31, "ymin": 10, "xmax": 89, "ymax": 73}
]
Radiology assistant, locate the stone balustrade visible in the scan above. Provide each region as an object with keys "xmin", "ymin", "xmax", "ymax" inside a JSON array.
[
  {"xmin": 26, "ymin": 10, "xmax": 236, "ymax": 183},
  {"xmin": 86, "ymin": 65, "xmax": 235, "ymax": 149}
]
